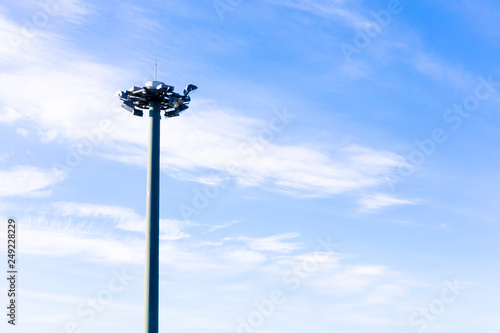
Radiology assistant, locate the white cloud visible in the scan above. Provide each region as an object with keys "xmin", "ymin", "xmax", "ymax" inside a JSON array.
[
  {"xmin": 358, "ymin": 193, "xmax": 416, "ymax": 212},
  {"xmin": 0, "ymin": 13, "xmax": 128, "ymax": 144},
  {"xmin": 0, "ymin": 108, "xmax": 21, "ymax": 123},
  {"xmin": 16, "ymin": 127, "xmax": 29, "ymax": 137},
  {"xmin": 0, "ymin": 1, "xmax": 89, "ymax": 62},
  {"xmin": 268, "ymin": 0, "xmax": 374, "ymax": 30},
  {"xmin": 107, "ymin": 112, "xmax": 405, "ymax": 196},
  {"xmin": 363, "ymin": 284, "xmax": 406, "ymax": 305},
  {"xmin": 17, "ymin": 204, "xmax": 421, "ymax": 325},
  {"xmin": 348, "ymin": 265, "xmax": 387, "ymax": 276},
  {"xmin": 222, "ymin": 249, "xmax": 268, "ymax": 265},
  {"xmin": 52, "ymin": 201, "xmax": 194, "ymax": 240},
  {"xmin": 18, "ymin": 213, "xmax": 261, "ymax": 273},
  {"xmin": 271, "ymin": 251, "xmax": 342, "ymax": 277},
  {"xmin": 0, "ymin": 14, "xmax": 41, "ymax": 60},
  {"xmin": 159, "ymin": 219, "xmax": 193, "ymax": 240},
  {"xmin": 413, "ymin": 54, "xmax": 476, "ymax": 90},
  {"xmin": 23, "ymin": 226, "xmax": 144, "ymax": 264},
  {"xmin": 53, "ymin": 201, "xmax": 137, "ymax": 219},
  {"xmin": 0, "ymin": 10, "xmax": 406, "ymax": 199},
  {"xmin": 311, "ymin": 264, "xmax": 402, "ymax": 298},
  {"xmin": 0, "ymin": 166, "xmax": 67, "ymax": 197},
  {"xmin": 23, "ymin": 290, "xmax": 84, "ymax": 305},
  {"xmin": 230, "ymin": 233, "xmax": 303, "ymax": 253},
  {"xmin": 206, "ymin": 219, "xmax": 241, "ymax": 232},
  {"xmin": 294, "ymin": 252, "xmax": 341, "ymax": 265},
  {"xmin": 16, "ymin": 206, "xmax": 316, "ymax": 274},
  {"xmin": 0, "ymin": 6, "xmax": 410, "ymax": 203},
  {"xmin": 0, "ymin": 57, "xmax": 126, "ymax": 142}
]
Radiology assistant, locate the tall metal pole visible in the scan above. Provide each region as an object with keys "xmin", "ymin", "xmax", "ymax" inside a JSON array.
[
  {"xmin": 116, "ymin": 77, "xmax": 196, "ymax": 333},
  {"xmin": 144, "ymin": 99, "xmax": 161, "ymax": 333}
]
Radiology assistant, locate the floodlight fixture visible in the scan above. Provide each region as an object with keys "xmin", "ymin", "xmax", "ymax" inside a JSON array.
[
  {"xmin": 176, "ymin": 104, "xmax": 189, "ymax": 113},
  {"xmin": 167, "ymin": 96, "xmax": 182, "ymax": 109},
  {"xmin": 183, "ymin": 84, "xmax": 198, "ymax": 96},
  {"xmin": 121, "ymin": 100, "xmax": 135, "ymax": 113},
  {"xmin": 133, "ymin": 109, "xmax": 144, "ymax": 117},
  {"xmin": 116, "ymin": 80, "xmax": 196, "ymax": 119}
]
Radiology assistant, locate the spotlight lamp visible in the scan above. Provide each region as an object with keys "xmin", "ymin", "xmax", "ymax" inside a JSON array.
[{"xmin": 183, "ymin": 84, "xmax": 198, "ymax": 96}]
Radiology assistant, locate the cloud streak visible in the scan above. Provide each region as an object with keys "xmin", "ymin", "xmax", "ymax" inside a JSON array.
[
  {"xmin": 52, "ymin": 201, "xmax": 195, "ymax": 240},
  {"xmin": 358, "ymin": 193, "xmax": 416, "ymax": 212},
  {"xmin": 0, "ymin": 166, "xmax": 67, "ymax": 197}
]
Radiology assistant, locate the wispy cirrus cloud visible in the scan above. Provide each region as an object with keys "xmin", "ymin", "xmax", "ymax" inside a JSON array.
[
  {"xmin": 21, "ymin": 203, "xmax": 406, "ymax": 291},
  {"xmin": 206, "ymin": 219, "xmax": 241, "ymax": 232},
  {"xmin": 53, "ymin": 201, "xmax": 140, "ymax": 220},
  {"xmin": 18, "ymin": 200, "xmax": 426, "ymax": 331},
  {"xmin": 268, "ymin": 0, "xmax": 373, "ymax": 29},
  {"xmin": 0, "ymin": 0, "xmax": 91, "ymax": 62},
  {"xmin": 0, "ymin": 166, "xmax": 67, "ymax": 197},
  {"xmin": 227, "ymin": 232, "xmax": 303, "ymax": 253},
  {"xmin": 413, "ymin": 53, "xmax": 477, "ymax": 90},
  {"xmin": 311, "ymin": 264, "xmax": 391, "ymax": 297},
  {"xmin": 21, "ymin": 202, "xmax": 304, "ymax": 268},
  {"xmin": 0, "ymin": 10, "xmax": 406, "ymax": 200},
  {"xmin": 52, "ymin": 201, "xmax": 195, "ymax": 240},
  {"xmin": 19, "ymin": 205, "xmax": 297, "ymax": 272},
  {"xmin": 105, "ymin": 107, "xmax": 406, "ymax": 197},
  {"xmin": 358, "ymin": 193, "xmax": 416, "ymax": 212}
]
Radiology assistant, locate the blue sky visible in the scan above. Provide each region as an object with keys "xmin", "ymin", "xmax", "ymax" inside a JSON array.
[{"xmin": 1, "ymin": 0, "xmax": 500, "ymax": 332}]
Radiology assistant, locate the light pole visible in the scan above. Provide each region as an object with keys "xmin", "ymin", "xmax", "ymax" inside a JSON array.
[{"xmin": 115, "ymin": 77, "xmax": 197, "ymax": 333}]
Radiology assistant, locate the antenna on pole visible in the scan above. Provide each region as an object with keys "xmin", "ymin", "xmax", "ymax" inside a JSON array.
[{"xmin": 154, "ymin": 60, "xmax": 157, "ymax": 81}]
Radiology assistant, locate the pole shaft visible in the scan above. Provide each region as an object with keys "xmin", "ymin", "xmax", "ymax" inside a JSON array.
[{"xmin": 144, "ymin": 100, "xmax": 161, "ymax": 333}]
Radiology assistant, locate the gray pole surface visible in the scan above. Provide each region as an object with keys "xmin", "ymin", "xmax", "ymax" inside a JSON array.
[{"xmin": 144, "ymin": 100, "xmax": 161, "ymax": 333}]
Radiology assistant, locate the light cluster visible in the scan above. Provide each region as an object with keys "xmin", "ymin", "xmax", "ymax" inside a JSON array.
[{"xmin": 115, "ymin": 81, "xmax": 197, "ymax": 118}]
